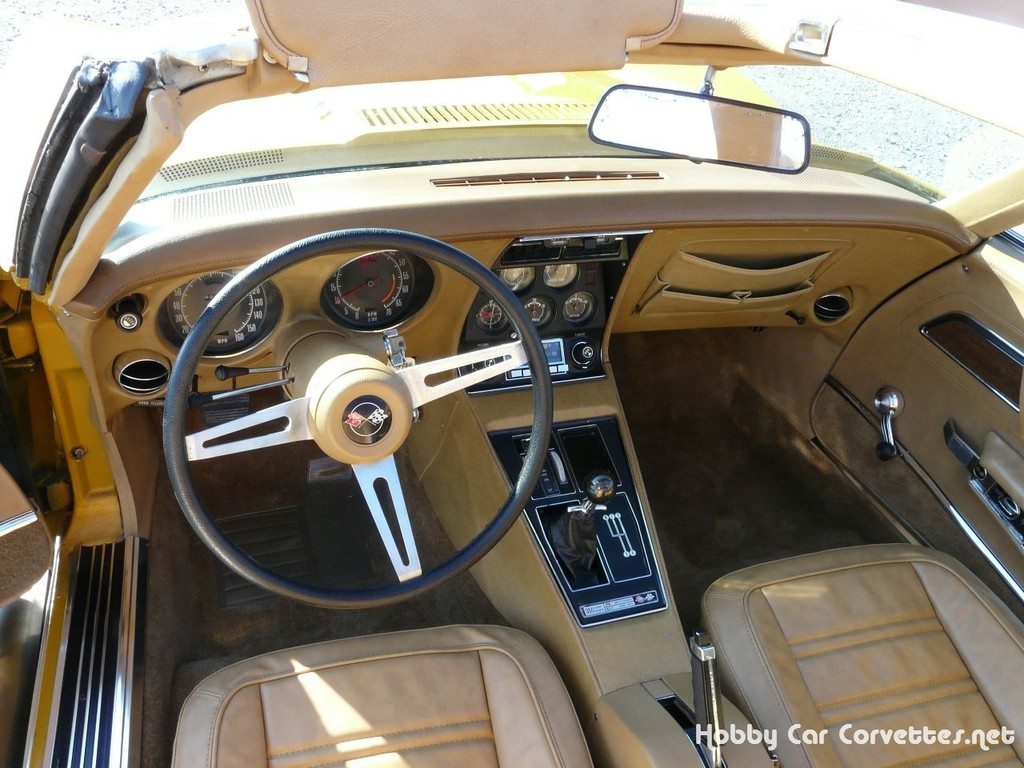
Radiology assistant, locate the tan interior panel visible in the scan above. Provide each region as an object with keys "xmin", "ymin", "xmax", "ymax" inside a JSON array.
[
  {"xmin": 245, "ymin": 0, "xmax": 682, "ymax": 84},
  {"xmin": 830, "ymin": 239, "xmax": 1024, "ymax": 590},
  {"xmin": 612, "ymin": 226, "xmax": 960, "ymax": 334},
  {"xmin": 406, "ymin": 375, "xmax": 690, "ymax": 713}
]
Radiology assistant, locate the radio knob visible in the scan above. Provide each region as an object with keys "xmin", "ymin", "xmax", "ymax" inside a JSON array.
[{"xmin": 570, "ymin": 339, "xmax": 597, "ymax": 369}]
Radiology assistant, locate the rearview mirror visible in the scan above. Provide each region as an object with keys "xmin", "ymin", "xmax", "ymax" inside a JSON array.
[{"xmin": 588, "ymin": 84, "xmax": 811, "ymax": 174}]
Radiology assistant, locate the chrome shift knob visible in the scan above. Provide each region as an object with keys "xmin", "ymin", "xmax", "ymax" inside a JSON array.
[{"xmin": 584, "ymin": 472, "xmax": 616, "ymax": 505}]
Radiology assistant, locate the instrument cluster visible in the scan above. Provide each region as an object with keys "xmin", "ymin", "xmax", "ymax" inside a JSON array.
[
  {"xmin": 157, "ymin": 251, "xmax": 435, "ymax": 357},
  {"xmin": 466, "ymin": 261, "xmax": 607, "ymax": 343}
]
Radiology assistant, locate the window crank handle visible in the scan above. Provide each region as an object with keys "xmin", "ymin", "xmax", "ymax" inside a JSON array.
[{"xmin": 874, "ymin": 386, "xmax": 904, "ymax": 461}]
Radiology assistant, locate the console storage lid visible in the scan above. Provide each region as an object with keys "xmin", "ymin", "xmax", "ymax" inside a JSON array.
[{"xmin": 243, "ymin": 0, "xmax": 683, "ymax": 85}]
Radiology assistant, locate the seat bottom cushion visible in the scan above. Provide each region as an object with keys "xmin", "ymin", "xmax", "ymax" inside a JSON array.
[{"xmin": 172, "ymin": 624, "xmax": 593, "ymax": 768}]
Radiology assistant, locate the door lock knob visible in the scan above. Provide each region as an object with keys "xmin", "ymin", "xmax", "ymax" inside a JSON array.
[{"xmin": 874, "ymin": 386, "xmax": 904, "ymax": 461}]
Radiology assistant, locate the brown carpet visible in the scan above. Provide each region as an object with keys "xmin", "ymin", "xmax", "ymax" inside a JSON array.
[
  {"xmin": 140, "ymin": 443, "xmax": 503, "ymax": 768},
  {"xmin": 610, "ymin": 330, "xmax": 902, "ymax": 632}
]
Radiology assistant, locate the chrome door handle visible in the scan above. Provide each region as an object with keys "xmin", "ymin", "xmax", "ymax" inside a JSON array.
[{"xmin": 874, "ymin": 386, "xmax": 904, "ymax": 461}]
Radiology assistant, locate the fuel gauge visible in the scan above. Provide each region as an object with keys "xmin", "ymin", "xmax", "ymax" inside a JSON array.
[{"xmin": 562, "ymin": 291, "xmax": 596, "ymax": 324}]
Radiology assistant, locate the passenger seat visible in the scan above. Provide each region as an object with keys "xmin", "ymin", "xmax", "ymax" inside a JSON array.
[{"xmin": 702, "ymin": 545, "xmax": 1024, "ymax": 768}]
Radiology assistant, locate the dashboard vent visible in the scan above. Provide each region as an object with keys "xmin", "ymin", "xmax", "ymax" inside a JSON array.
[
  {"xmin": 173, "ymin": 182, "xmax": 295, "ymax": 222},
  {"xmin": 813, "ymin": 292, "xmax": 852, "ymax": 322},
  {"xmin": 115, "ymin": 356, "xmax": 170, "ymax": 396},
  {"xmin": 362, "ymin": 102, "xmax": 591, "ymax": 128},
  {"xmin": 159, "ymin": 149, "xmax": 286, "ymax": 182},
  {"xmin": 432, "ymin": 171, "xmax": 663, "ymax": 187}
]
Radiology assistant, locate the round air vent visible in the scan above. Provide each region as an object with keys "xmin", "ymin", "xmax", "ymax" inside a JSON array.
[
  {"xmin": 114, "ymin": 354, "xmax": 170, "ymax": 396},
  {"xmin": 813, "ymin": 292, "xmax": 851, "ymax": 323}
]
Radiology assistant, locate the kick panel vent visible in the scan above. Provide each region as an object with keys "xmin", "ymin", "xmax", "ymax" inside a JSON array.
[
  {"xmin": 173, "ymin": 182, "xmax": 295, "ymax": 222},
  {"xmin": 159, "ymin": 149, "xmax": 285, "ymax": 182},
  {"xmin": 362, "ymin": 102, "xmax": 591, "ymax": 128},
  {"xmin": 432, "ymin": 171, "xmax": 663, "ymax": 187},
  {"xmin": 813, "ymin": 292, "xmax": 852, "ymax": 322},
  {"xmin": 115, "ymin": 356, "xmax": 170, "ymax": 395}
]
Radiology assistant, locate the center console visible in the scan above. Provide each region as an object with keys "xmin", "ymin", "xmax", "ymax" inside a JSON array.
[
  {"xmin": 461, "ymin": 230, "xmax": 648, "ymax": 392},
  {"xmin": 490, "ymin": 416, "xmax": 668, "ymax": 626}
]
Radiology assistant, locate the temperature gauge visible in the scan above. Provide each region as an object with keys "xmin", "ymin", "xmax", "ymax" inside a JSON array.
[
  {"xmin": 475, "ymin": 299, "xmax": 508, "ymax": 333},
  {"xmin": 562, "ymin": 291, "xmax": 597, "ymax": 324},
  {"xmin": 523, "ymin": 296, "xmax": 555, "ymax": 328}
]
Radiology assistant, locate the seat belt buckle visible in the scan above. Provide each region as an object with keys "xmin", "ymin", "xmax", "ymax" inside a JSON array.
[{"xmin": 690, "ymin": 629, "xmax": 726, "ymax": 768}]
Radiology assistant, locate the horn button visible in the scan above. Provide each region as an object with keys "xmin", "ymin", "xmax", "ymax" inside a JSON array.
[{"xmin": 306, "ymin": 353, "xmax": 413, "ymax": 464}]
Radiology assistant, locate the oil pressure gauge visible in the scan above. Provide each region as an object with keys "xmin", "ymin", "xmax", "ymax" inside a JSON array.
[{"xmin": 523, "ymin": 296, "xmax": 555, "ymax": 328}]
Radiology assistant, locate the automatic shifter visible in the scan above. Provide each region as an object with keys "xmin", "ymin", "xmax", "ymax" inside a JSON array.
[{"xmin": 550, "ymin": 472, "xmax": 615, "ymax": 588}]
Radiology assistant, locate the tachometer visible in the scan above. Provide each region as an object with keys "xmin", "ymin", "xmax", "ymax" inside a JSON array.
[
  {"xmin": 322, "ymin": 250, "xmax": 433, "ymax": 330},
  {"xmin": 162, "ymin": 272, "xmax": 279, "ymax": 355}
]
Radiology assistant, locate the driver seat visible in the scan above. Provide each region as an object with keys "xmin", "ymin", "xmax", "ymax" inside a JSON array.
[{"xmin": 171, "ymin": 625, "xmax": 593, "ymax": 768}]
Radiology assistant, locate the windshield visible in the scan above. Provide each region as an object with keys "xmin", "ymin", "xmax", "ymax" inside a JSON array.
[{"xmin": 146, "ymin": 62, "xmax": 1024, "ymax": 203}]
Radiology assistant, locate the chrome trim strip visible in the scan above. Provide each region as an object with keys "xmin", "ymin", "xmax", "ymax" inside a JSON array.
[
  {"xmin": 42, "ymin": 547, "xmax": 81, "ymax": 768},
  {"xmin": 824, "ymin": 378, "xmax": 1024, "ymax": 606},
  {"xmin": 514, "ymin": 229, "xmax": 653, "ymax": 244},
  {"xmin": 22, "ymin": 537, "xmax": 61, "ymax": 768},
  {"xmin": 111, "ymin": 537, "xmax": 142, "ymax": 768},
  {"xmin": 0, "ymin": 509, "xmax": 37, "ymax": 538},
  {"xmin": 44, "ymin": 538, "xmax": 145, "ymax": 768}
]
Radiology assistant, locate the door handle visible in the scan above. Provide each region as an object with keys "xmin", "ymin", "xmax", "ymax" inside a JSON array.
[{"xmin": 874, "ymin": 386, "xmax": 904, "ymax": 461}]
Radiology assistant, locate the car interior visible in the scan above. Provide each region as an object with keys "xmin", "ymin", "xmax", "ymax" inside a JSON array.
[{"xmin": 3, "ymin": 1, "xmax": 1024, "ymax": 767}]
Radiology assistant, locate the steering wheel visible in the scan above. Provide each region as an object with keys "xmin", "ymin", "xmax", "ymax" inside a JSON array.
[{"xmin": 162, "ymin": 229, "xmax": 553, "ymax": 608}]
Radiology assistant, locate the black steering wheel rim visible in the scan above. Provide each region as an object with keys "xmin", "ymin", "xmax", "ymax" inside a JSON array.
[{"xmin": 162, "ymin": 228, "xmax": 553, "ymax": 608}]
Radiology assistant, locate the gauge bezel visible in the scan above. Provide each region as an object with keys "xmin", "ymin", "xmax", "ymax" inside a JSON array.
[
  {"xmin": 562, "ymin": 290, "xmax": 597, "ymax": 325},
  {"xmin": 542, "ymin": 263, "xmax": 579, "ymax": 291},
  {"xmin": 522, "ymin": 295, "xmax": 555, "ymax": 329},
  {"xmin": 498, "ymin": 266, "xmax": 536, "ymax": 295},
  {"xmin": 321, "ymin": 250, "xmax": 435, "ymax": 332},
  {"xmin": 475, "ymin": 298, "xmax": 510, "ymax": 334},
  {"xmin": 158, "ymin": 272, "xmax": 283, "ymax": 357}
]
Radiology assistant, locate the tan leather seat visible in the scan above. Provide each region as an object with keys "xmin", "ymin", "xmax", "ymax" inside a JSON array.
[
  {"xmin": 702, "ymin": 545, "xmax": 1024, "ymax": 768},
  {"xmin": 172, "ymin": 624, "xmax": 593, "ymax": 768}
]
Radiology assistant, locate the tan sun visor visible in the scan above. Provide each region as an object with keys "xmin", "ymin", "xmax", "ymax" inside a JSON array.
[{"xmin": 243, "ymin": 0, "xmax": 682, "ymax": 86}]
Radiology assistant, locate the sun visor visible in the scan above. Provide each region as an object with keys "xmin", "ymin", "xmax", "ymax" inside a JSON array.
[{"xmin": 242, "ymin": 0, "xmax": 682, "ymax": 85}]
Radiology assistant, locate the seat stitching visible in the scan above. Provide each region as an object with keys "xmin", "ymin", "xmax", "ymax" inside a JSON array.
[
  {"xmin": 818, "ymin": 675, "xmax": 974, "ymax": 712},
  {"xmin": 820, "ymin": 689, "xmax": 982, "ymax": 726},
  {"xmin": 789, "ymin": 614, "xmax": 938, "ymax": 648},
  {"xmin": 793, "ymin": 627, "xmax": 945, "ymax": 660},
  {"xmin": 739, "ymin": 591, "xmax": 817, "ymax": 768},
  {"xmin": 300, "ymin": 735, "xmax": 497, "ymax": 768},
  {"xmin": 268, "ymin": 718, "xmax": 492, "ymax": 758},
  {"xmin": 881, "ymin": 744, "xmax": 1017, "ymax": 768}
]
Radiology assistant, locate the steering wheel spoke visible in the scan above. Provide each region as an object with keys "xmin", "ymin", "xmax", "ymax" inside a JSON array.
[
  {"xmin": 184, "ymin": 397, "xmax": 312, "ymax": 460},
  {"xmin": 352, "ymin": 456, "xmax": 422, "ymax": 582},
  {"xmin": 395, "ymin": 340, "xmax": 527, "ymax": 408}
]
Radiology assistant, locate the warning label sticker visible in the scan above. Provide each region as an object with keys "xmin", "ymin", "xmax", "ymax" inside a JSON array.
[{"xmin": 580, "ymin": 590, "xmax": 659, "ymax": 618}]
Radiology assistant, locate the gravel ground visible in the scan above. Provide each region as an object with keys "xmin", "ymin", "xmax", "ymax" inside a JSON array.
[{"xmin": 2, "ymin": 1, "xmax": 1023, "ymax": 196}]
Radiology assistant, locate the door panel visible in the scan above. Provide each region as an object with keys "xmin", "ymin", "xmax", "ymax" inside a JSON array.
[
  {"xmin": 0, "ymin": 464, "xmax": 52, "ymax": 607},
  {"xmin": 827, "ymin": 237, "xmax": 1024, "ymax": 599}
]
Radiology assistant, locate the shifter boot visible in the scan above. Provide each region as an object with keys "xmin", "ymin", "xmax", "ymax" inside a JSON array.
[{"xmin": 550, "ymin": 509, "xmax": 601, "ymax": 588}]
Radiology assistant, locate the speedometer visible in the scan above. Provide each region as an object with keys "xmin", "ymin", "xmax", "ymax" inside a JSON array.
[
  {"xmin": 322, "ymin": 250, "xmax": 434, "ymax": 330},
  {"xmin": 161, "ymin": 272, "xmax": 280, "ymax": 355}
]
